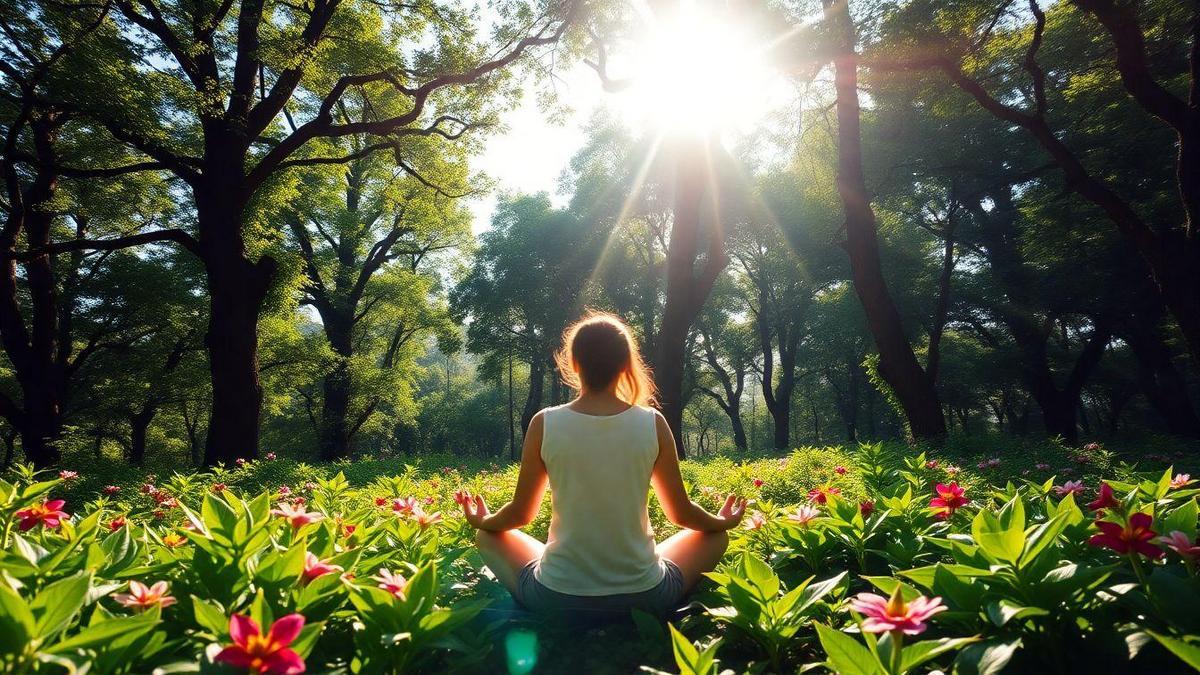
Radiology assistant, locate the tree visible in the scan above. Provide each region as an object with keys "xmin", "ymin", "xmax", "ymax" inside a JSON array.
[
  {"xmin": 45, "ymin": 0, "xmax": 578, "ymax": 463},
  {"xmin": 693, "ymin": 280, "xmax": 754, "ymax": 450}
]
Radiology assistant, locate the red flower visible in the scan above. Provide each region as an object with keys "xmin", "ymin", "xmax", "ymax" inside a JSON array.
[
  {"xmin": 103, "ymin": 485, "xmax": 121, "ymax": 495},
  {"xmin": 214, "ymin": 613, "xmax": 306, "ymax": 674},
  {"xmin": 849, "ymin": 587, "xmax": 947, "ymax": 635},
  {"xmin": 213, "ymin": 483, "xmax": 227, "ymax": 493},
  {"xmin": 807, "ymin": 486, "xmax": 841, "ymax": 504},
  {"xmin": 1088, "ymin": 513, "xmax": 1163, "ymax": 559},
  {"xmin": 153, "ymin": 509, "xmax": 167, "ymax": 520},
  {"xmin": 15, "ymin": 499, "xmax": 68, "ymax": 531},
  {"xmin": 925, "ymin": 460, "xmax": 938, "ymax": 470},
  {"xmin": 278, "ymin": 486, "xmax": 292, "ymax": 497},
  {"xmin": 374, "ymin": 496, "xmax": 388, "ymax": 507},
  {"xmin": 834, "ymin": 466, "xmax": 847, "ymax": 475},
  {"xmin": 391, "ymin": 497, "xmax": 417, "ymax": 515},
  {"xmin": 752, "ymin": 478, "xmax": 764, "ymax": 488},
  {"xmin": 1087, "ymin": 483, "xmax": 1119, "ymax": 512},
  {"xmin": 929, "ymin": 482, "xmax": 968, "ymax": 519},
  {"xmin": 859, "ymin": 500, "xmax": 875, "ymax": 517},
  {"xmin": 108, "ymin": 516, "xmax": 127, "ymax": 531}
]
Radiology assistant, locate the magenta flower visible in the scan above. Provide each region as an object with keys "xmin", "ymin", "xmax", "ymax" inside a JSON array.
[
  {"xmin": 849, "ymin": 588, "xmax": 947, "ymax": 635},
  {"xmin": 58, "ymin": 470, "xmax": 78, "ymax": 481},
  {"xmin": 113, "ymin": 580, "xmax": 176, "ymax": 611},
  {"xmin": 834, "ymin": 466, "xmax": 847, "ymax": 475},
  {"xmin": 271, "ymin": 503, "xmax": 324, "ymax": 529},
  {"xmin": 302, "ymin": 552, "xmax": 342, "ymax": 584},
  {"xmin": 15, "ymin": 499, "xmax": 68, "ymax": 531},
  {"xmin": 860, "ymin": 500, "xmax": 876, "ymax": 517},
  {"xmin": 807, "ymin": 485, "xmax": 841, "ymax": 504},
  {"xmin": 1053, "ymin": 480, "xmax": 1085, "ymax": 497},
  {"xmin": 1088, "ymin": 513, "xmax": 1163, "ymax": 559},
  {"xmin": 391, "ymin": 497, "xmax": 417, "ymax": 515},
  {"xmin": 103, "ymin": 485, "xmax": 121, "ymax": 495},
  {"xmin": 929, "ymin": 482, "xmax": 968, "ymax": 519},
  {"xmin": 1170, "ymin": 473, "xmax": 1192, "ymax": 489},
  {"xmin": 266, "ymin": 452, "xmax": 277, "ymax": 460},
  {"xmin": 1159, "ymin": 531, "xmax": 1200, "ymax": 560},
  {"xmin": 925, "ymin": 460, "xmax": 938, "ymax": 470},
  {"xmin": 373, "ymin": 568, "xmax": 411, "ymax": 599},
  {"xmin": 278, "ymin": 486, "xmax": 292, "ymax": 497},
  {"xmin": 214, "ymin": 613, "xmax": 306, "ymax": 674},
  {"xmin": 1088, "ymin": 483, "xmax": 1119, "ymax": 512},
  {"xmin": 786, "ymin": 505, "xmax": 821, "ymax": 527}
]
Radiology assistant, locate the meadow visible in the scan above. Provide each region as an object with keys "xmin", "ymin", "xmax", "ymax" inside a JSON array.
[{"xmin": 2, "ymin": 438, "xmax": 1199, "ymax": 673}]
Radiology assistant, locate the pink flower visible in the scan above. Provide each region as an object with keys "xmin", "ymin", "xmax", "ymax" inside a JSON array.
[
  {"xmin": 834, "ymin": 466, "xmax": 847, "ymax": 475},
  {"xmin": 113, "ymin": 580, "xmax": 176, "ymax": 611},
  {"xmin": 1035, "ymin": 463, "xmax": 1051, "ymax": 471},
  {"xmin": 1088, "ymin": 513, "xmax": 1163, "ymax": 559},
  {"xmin": 849, "ymin": 588, "xmax": 947, "ymax": 635},
  {"xmin": 278, "ymin": 486, "xmax": 292, "ymax": 497},
  {"xmin": 235, "ymin": 458, "xmax": 246, "ymax": 467},
  {"xmin": 160, "ymin": 497, "xmax": 179, "ymax": 509},
  {"xmin": 373, "ymin": 568, "xmax": 411, "ymax": 599},
  {"xmin": 860, "ymin": 500, "xmax": 876, "ymax": 517},
  {"xmin": 108, "ymin": 516, "xmax": 127, "ymax": 531},
  {"xmin": 1083, "ymin": 442, "xmax": 1101, "ymax": 452},
  {"xmin": 944, "ymin": 465, "xmax": 961, "ymax": 476},
  {"xmin": 58, "ymin": 470, "xmax": 78, "ymax": 481},
  {"xmin": 1170, "ymin": 473, "xmax": 1192, "ymax": 489},
  {"xmin": 413, "ymin": 508, "xmax": 442, "ymax": 530},
  {"xmin": 743, "ymin": 511, "xmax": 767, "ymax": 530},
  {"xmin": 807, "ymin": 486, "xmax": 841, "ymax": 504},
  {"xmin": 1088, "ymin": 482, "xmax": 1119, "ymax": 512},
  {"xmin": 987, "ymin": 458, "xmax": 1001, "ymax": 468},
  {"xmin": 271, "ymin": 503, "xmax": 324, "ymax": 529},
  {"xmin": 214, "ymin": 613, "xmax": 306, "ymax": 674},
  {"xmin": 929, "ymin": 483, "xmax": 968, "ymax": 519},
  {"xmin": 787, "ymin": 505, "xmax": 821, "ymax": 527},
  {"xmin": 103, "ymin": 485, "xmax": 121, "ymax": 495},
  {"xmin": 302, "ymin": 552, "xmax": 342, "ymax": 584},
  {"xmin": 1159, "ymin": 531, "xmax": 1200, "ymax": 560},
  {"xmin": 140, "ymin": 483, "xmax": 157, "ymax": 495},
  {"xmin": 266, "ymin": 452, "xmax": 277, "ymax": 460},
  {"xmin": 291, "ymin": 497, "xmax": 306, "ymax": 506},
  {"xmin": 753, "ymin": 478, "xmax": 764, "ymax": 488},
  {"xmin": 925, "ymin": 460, "xmax": 938, "ymax": 470},
  {"xmin": 1053, "ymin": 480, "xmax": 1085, "ymax": 497},
  {"xmin": 423, "ymin": 495, "xmax": 435, "ymax": 505},
  {"xmin": 304, "ymin": 482, "xmax": 317, "ymax": 492},
  {"xmin": 15, "ymin": 499, "xmax": 68, "ymax": 531},
  {"xmin": 391, "ymin": 497, "xmax": 418, "ymax": 515}
]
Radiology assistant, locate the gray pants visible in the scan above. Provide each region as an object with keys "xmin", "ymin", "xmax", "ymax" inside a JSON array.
[{"xmin": 514, "ymin": 559, "xmax": 686, "ymax": 618}]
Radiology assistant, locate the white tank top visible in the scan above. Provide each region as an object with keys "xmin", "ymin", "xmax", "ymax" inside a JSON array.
[{"xmin": 534, "ymin": 403, "xmax": 666, "ymax": 596}]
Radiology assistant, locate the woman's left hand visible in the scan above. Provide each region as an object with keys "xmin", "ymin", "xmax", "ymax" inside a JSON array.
[{"xmin": 454, "ymin": 490, "xmax": 490, "ymax": 529}]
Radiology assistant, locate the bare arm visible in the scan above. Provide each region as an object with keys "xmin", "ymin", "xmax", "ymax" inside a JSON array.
[
  {"xmin": 456, "ymin": 411, "xmax": 549, "ymax": 531},
  {"xmin": 649, "ymin": 411, "xmax": 745, "ymax": 532}
]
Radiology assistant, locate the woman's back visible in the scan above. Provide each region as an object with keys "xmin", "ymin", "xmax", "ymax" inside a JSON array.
[{"xmin": 534, "ymin": 403, "xmax": 665, "ymax": 596}]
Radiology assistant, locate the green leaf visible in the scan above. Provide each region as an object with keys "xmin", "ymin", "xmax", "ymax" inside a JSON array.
[
  {"xmin": 1160, "ymin": 499, "xmax": 1198, "ymax": 541},
  {"xmin": 971, "ymin": 497, "xmax": 1024, "ymax": 564},
  {"xmin": 815, "ymin": 623, "xmax": 884, "ymax": 675},
  {"xmin": 1018, "ymin": 512, "xmax": 1069, "ymax": 569},
  {"xmin": 192, "ymin": 596, "xmax": 228, "ymax": 635},
  {"xmin": 45, "ymin": 608, "xmax": 160, "ymax": 654},
  {"xmin": 31, "ymin": 573, "xmax": 90, "ymax": 639},
  {"xmin": 1146, "ymin": 631, "xmax": 1200, "ymax": 671},
  {"xmin": 985, "ymin": 600, "xmax": 1048, "ymax": 627},
  {"xmin": 0, "ymin": 583, "xmax": 34, "ymax": 654},
  {"xmin": 954, "ymin": 639, "xmax": 1022, "ymax": 675},
  {"xmin": 900, "ymin": 636, "xmax": 979, "ymax": 671}
]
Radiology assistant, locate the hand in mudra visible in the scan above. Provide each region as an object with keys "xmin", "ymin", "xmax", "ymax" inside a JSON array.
[
  {"xmin": 454, "ymin": 490, "xmax": 490, "ymax": 529},
  {"xmin": 717, "ymin": 494, "xmax": 748, "ymax": 530}
]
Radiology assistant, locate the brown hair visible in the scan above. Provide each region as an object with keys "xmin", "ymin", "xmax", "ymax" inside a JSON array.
[{"xmin": 555, "ymin": 311, "xmax": 656, "ymax": 407}]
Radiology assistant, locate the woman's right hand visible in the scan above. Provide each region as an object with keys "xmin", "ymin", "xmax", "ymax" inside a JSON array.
[
  {"xmin": 716, "ymin": 494, "xmax": 747, "ymax": 530},
  {"xmin": 454, "ymin": 490, "xmax": 491, "ymax": 529}
]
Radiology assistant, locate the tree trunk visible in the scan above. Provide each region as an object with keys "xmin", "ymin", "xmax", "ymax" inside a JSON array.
[
  {"xmin": 927, "ymin": 221, "xmax": 955, "ymax": 383},
  {"xmin": 521, "ymin": 357, "xmax": 545, "ymax": 433},
  {"xmin": 128, "ymin": 405, "xmax": 156, "ymax": 465},
  {"xmin": 1125, "ymin": 309, "xmax": 1200, "ymax": 438},
  {"xmin": 199, "ymin": 187, "xmax": 275, "ymax": 465},
  {"xmin": 823, "ymin": 0, "xmax": 947, "ymax": 440},
  {"xmin": 508, "ymin": 353, "xmax": 517, "ymax": 460},
  {"xmin": 319, "ymin": 318, "xmax": 353, "ymax": 460}
]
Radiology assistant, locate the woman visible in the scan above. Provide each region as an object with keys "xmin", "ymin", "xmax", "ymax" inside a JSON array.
[{"xmin": 455, "ymin": 311, "xmax": 746, "ymax": 617}]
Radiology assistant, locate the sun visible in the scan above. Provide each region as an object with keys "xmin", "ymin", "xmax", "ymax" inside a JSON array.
[{"xmin": 615, "ymin": 2, "xmax": 775, "ymax": 135}]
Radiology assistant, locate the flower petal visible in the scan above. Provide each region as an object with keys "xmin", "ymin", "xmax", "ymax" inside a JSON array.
[
  {"xmin": 229, "ymin": 614, "xmax": 261, "ymax": 645},
  {"xmin": 267, "ymin": 613, "xmax": 306, "ymax": 647}
]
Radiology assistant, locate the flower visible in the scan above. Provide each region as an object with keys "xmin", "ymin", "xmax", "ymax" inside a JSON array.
[
  {"xmin": 108, "ymin": 516, "xmax": 127, "ymax": 531},
  {"xmin": 160, "ymin": 497, "xmax": 179, "ymax": 509},
  {"xmin": 15, "ymin": 499, "xmax": 68, "ymax": 531},
  {"xmin": 153, "ymin": 509, "xmax": 167, "ymax": 520},
  {"xmin": 291, "ymin": 497, "xmax": 306, "ymax": 506},
  {"xmin": 1083, "ymin": 442, "xmax": 1101, "ymax": 452},
  {"xmin": 113, "ymin": 580, "xmax": 176, "ymax": 611},
  {"xmin": 413, "ymin": 507, "xmax": 442, "ymax": 530},
  {"xmin": 423, "ymin": 496, "xmax": 435, "ymax": 505},
  {"xmin": 235, "ymin": 458, "xmax": 247, "ymax": 467},
  {"xmin": 391, "ymin": 497, "xmax": 417, "ymax": 515},
  {"xmin": 374, "ymin": 496, "xmax": 389, "ymax": 507},
  {"xmin": 1053, "ymin": 480, "xmax": 1085, "ymax": 497},
  {"xmin": 925, "ymin": 460, "xmax": 938, "ymax": 470},
  {"xmin": 860, "ymin": 500, "xmax": 876, "ymax": 517},
  {"xmin": 212, "ymin": 483, "xmax": 227, "ymax": 493},
  {"xmin": 1088, "ymin": 483, "xmax": 1119, "ymax": 512},
  {"xmin": 302, "ymin": 552, "xmax": 342, "ymax": 584},
  {"xmin": 214, "ymin": 613, "xmax": 306, "ymax": 674},
  {"xmin": 1035, "ymin": 463, "xmax": 1051, "ymax": 471},
  {"xmin": 271, "ymin": 503, "xmax": 324, "ymax": 529},
  {"xmin": 807, "ymin": 485, "xmax": 841, "ymax": 504},
  {"xmin": 140, "ymin": 483, "xmax": 157, "ymax": 495},
  {"xmin": 1170, "ymin": 473, "xmax": 1192, "ymax": 489},
  {"xmin": 944, "ymin": 465, "xmax": 961, "ymax": 476},
  {"xmin": 848, "ymin": 587, "xmax": 947, "ymax": 635},
  {"xmin": 266, "ymin": 452, "xmax": 277, "ymax": 460},
  {"xmin": 162, "ymin": 533, "xmax": 187, "ymax": 548},
  {"xmin": 743, "ymin": 511, "xmax": 767, "ymax": 530},
  {"xmin": 1158, "ymin": 531, "xmax": 1200, "ymax": 560},
  {"xmin": 787, "ymin": 505, "xmax": 821, "ymax": 527},
  {"xmin": 373, "ymin": 568, "xmax": 411, "ymax": 599},
  {"xmin": 278, "ymin": 486, "xmax": 292, "ymax": 497},
  {"xmin": 834, "ymin": 466, "xmax": 847, "ymax": 475},
  {"xmin": 752, "ymin": 478, "xmax": 764, "ymax": 488},
  {"xmin": 929, "ymin": 483, "xmax": 968, "ymax": 519},
  {"xmin": 103, "ymin": 485, "xmax": 121, "ymax": 495},
  {"xmin": 58, "ymin": 470, "xmax": 78, "ymax": 481},
  {"xmin": 1088, "ymin": 513, "xmax": 1163, "ymax": 559},
  {"xmin": 304, "ymin": 482, "xmax": 317, "ymax": 492}
]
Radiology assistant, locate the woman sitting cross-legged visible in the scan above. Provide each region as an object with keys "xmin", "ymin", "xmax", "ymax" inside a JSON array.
[{"xmin": 455, "ymin": 311, "xmax": 746, "ymax": 618}]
